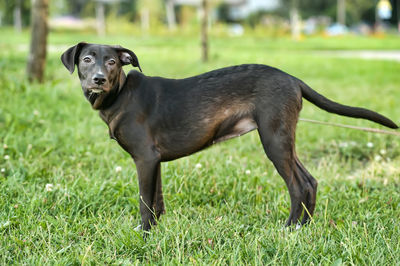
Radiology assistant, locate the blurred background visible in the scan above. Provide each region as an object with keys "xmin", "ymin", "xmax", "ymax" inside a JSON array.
[
  {"xmin": 2, "ymin": 0, "xmax": 400, "ymax": 36},
  {"xmin": 1, "ymin": 0, "xmax": 400, "ymax": 81}
]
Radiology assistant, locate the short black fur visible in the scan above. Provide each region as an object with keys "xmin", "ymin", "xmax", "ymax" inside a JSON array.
[{"xmin": 61, "ymin": 43, "xmax": 398, "ymax": 233}]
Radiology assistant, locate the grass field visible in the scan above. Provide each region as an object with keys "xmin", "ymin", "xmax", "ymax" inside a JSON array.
[{"xmin": 1, "ymin": 28, "xmax": 400, "ymax": 264}]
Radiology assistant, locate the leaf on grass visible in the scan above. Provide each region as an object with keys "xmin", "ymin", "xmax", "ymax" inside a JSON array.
[
  {"xmin": 332, "ymin": 258, "xmax": 342, "ymax": 266},
  {"xmin": 329, "ymin": 219, "xmax": 337, "ymax": 229},
  {"xmin": 358, "ymin": 197, "xmax": 368, "ymax": 203},
  {"xmin": 0, "ymin": 220, "xmax": 11, "ymax": 229}
]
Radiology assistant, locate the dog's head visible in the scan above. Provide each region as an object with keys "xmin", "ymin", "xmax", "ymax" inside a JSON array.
[{"xmin": 61, "ymin": 42, "xmax": 142, "ymax": 109}]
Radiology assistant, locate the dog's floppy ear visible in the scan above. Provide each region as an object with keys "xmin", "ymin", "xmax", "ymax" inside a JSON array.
[
  {"xmin": 114, "ymin": 46, "xmax": 142, "ymax": 72},
  {"xmin": 61, "ymin": 42, "xmax": 87, "ymax": 74}
]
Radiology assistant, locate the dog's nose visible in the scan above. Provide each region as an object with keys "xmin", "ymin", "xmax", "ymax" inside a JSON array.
[{"xmin": 93, "ymin": 73, "xmax": 106, "ymax": 85}]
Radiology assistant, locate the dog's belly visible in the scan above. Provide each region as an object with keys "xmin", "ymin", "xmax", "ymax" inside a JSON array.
[
  {"xmin": 212, "ymin": 117, "xmax": 258, "ymax": 143},
  {"xmin": 156, "ymin": 115, "xmax": 258, "ymax": 161}
]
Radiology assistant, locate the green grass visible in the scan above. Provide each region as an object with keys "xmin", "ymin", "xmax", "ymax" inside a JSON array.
[{"xmin": 1, "ymin": 28, "xmax": 400, "ymax": 264}]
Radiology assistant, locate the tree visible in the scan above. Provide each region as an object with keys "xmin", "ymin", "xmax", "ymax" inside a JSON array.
[
  {"xmin": 26, "ymin": 0, "xmax": 49, "ymax": 83},
  {"xmin": 165, "ymin": 0, "xmax": 176, "ymax": 30},
  {"xmin": 14, "ymin": 0, "xmax": 22, "ymax": 32},
  {"xmin": 290, "ymin": 0, "xmax": 301, "ymax": 40},
  {"xmin": 201, "ymin": 0, "xmax": 209, "ymax": 62},
  {"xmin": 95, "ymin": 0, "xmax": 106, "ymax": 36},
  {"xmin": 0, "ymin": 0, "xmax": 31, "ymax": 27},
  {"xmin": 337, "ymin": 0, "xmax": 346, "ymax": 25}
]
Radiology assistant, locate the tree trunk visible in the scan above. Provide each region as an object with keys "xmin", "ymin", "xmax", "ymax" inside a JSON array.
[
  {"xmin": 397, "ymin": 0, "xmax": 400, "ymax": 32},
  {"xmin": 26, "ymin": 0, "xmax": 48, "ymax": 83},
  {"xmin": 201, "ymin": 0, "xmax": 208, "ymax": 62},
  {"xmin": 337, "ymin": 0, "xmax": 346, "ymax": 25},
  {"xmin": 96, "ymin": 2, "xmax": 106, "ymax": 36},
  {"xmin": 290, "ymin": 0, "xmax": 300, "ymax": 40},
  {"xmin": 141, "ymin": 8, "xmax": 150, "ymax": 32},
  {"xmin": 14, "ymin": 0, "xmax": 22, "ymax": 33},
  {"xmin": 166, "ymin": 0, "xmax": 176, "ymax": 30},
  {"xmin": 290, "ymin": 9, "xmax": 300, "ymax": 40}
]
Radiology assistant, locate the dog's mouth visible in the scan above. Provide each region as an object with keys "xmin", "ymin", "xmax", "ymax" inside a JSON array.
[
  {"xmin": 88, "ymin": 87, "xmax": 105, "ymax": 94},
  {"xmin": 85, "ymin": 86, "xmax": 106, "ymax": 105},
  {"xmin": 87, "ymin": 87, "xmax": 106, "ymax": 95}
]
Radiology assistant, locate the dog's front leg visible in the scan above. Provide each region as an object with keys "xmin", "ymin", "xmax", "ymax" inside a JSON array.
[{"xmin": 135, "ymin": 158, "xmax": 162, "ymax": 232}]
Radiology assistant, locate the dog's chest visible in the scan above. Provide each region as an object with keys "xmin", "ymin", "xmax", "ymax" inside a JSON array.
[{"xmin": 99, "ymin": 111, "xmax": 123, "ymax": 140}]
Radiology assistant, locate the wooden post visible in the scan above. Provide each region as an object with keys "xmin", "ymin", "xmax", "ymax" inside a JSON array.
[
  {"xmin": 201, "ymin": 0, "xmax": 208, "ymax": 62},
  {"xmin": 26, "ymin": 0, "xmax": 48, "ymax": 83}
]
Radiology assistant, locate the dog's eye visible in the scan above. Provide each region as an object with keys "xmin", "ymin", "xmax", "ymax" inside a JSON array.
[
  {"xmin": 83, "ymin": 57, "xmax": 92, "ymax": 63},
  {"xmin": 108, "ymin": 59, "xmax": 116, "ymax": 66}
]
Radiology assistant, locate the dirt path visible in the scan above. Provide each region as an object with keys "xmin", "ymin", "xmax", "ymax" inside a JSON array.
[{"xmin": 317, "ymin": 50, "xmax": 400, "ymax": 62}]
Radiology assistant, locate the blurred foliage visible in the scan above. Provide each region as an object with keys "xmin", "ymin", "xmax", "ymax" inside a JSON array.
[
  {"xmin": 136, "ymin": 0, "xmax": 165, "ymax": 27},
  {"xmin": 0, "ymin": 0, "xmax": 398, "ymax": 30},
  {"xmin": 0, "ymin": 0, "xmax": 31, "ymax": 26},
  {"xmin": 279, "ymin": 0, "xmax": 377, "ymax": 25},
  {"xmin": 64, "ymin": 0, "xmax": 90, "ymax": 17},
  {"xmin": 117, "ymin": 0, "xmax": 138, "ymax": 22}
]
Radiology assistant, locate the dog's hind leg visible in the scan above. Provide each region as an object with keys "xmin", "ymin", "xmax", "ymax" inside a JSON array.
[
  {"xmin": 256, "ymin": 116, "xmax": 317, "ymax": 226},
  {"xmin": 153, "ymin": 166, "xmax": 165, "ymax": 219},
  {"xmin": 294, "ymin": 157, "xmax": 317, "ymax": 225}
]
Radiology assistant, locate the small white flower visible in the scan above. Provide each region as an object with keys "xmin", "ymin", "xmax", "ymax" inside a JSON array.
[
  {"xmin": 45, "ymin": 183, "xmax": 54, "ymax": 192},
  {"xmin": 374, "ymin": 155, "xmax": 382, "ymax": 162},
  {"xmin": 1, "ymin": 168, "xmax": 5, "ymax": 173},
  {"xmin": 245, "ymin": 169, "xmax": 251, "ymax": 175},
  {"xmin": 4, "ymin": 155, "xmax": 10, "ymax": 160},
  {"xmin": 380, "ymin": 149, "xmax": 386, "ymax": 155},
  {"xmin": 3, "ymin": 144, "xmax": 8, "ymax": 149},
  {"xmin": 339, "ymin": 142, "xmax": 348, "ymax": 148},
  {"xmin": 115, "ymin": 166, "xmax": 122, "ymax": 172},
  {"xmin": 33, "ymin": 110, "xmax": 40, "ymax": 116},
  {"xmin": 366, "ymin": 142, "xmax": 374, "ymax": 148},
  {"xmin": 195, "ymin": 163, "xmax": 202, "ymax": 169}
]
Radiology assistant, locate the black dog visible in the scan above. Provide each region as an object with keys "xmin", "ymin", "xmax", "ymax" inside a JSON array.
[{"xmin": 61, "ymin": 43, "xmax": 398, "ymax": 232}]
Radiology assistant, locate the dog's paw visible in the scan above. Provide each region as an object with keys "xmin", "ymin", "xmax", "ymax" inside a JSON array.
[{"xmin": 134, "ymin": 224, "xmax": 142, "ymax": 231}]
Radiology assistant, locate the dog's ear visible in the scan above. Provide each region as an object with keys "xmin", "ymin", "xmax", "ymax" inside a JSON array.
[
  {"xmin": 61, "ymin": 42, "xmax": 87, "ymax": 74},
  {"xmin": 114, "ymin": 46, "xmax": 142, "ymax": 72}
]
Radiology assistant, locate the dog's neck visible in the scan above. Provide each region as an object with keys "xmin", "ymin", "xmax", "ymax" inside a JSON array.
[
  {"xmin": 96, "ymin": 70, "xmax": 132, "ymax": 140},
  {"xmin": 97, "ymin": 70, "xmax": 144, "ymax": 140}
]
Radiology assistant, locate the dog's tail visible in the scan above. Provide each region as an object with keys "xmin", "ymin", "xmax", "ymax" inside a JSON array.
[{"xmin": 299, "ymin": 80, "xmax": 398, "ymax": 129}]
